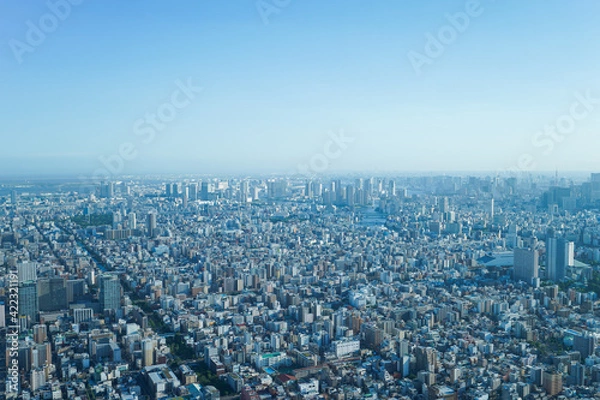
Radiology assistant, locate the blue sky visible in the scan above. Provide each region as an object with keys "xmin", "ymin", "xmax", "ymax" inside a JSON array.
[{"xmin": 1, "ymin": 0, "xmax": 599, "ymax": 177}]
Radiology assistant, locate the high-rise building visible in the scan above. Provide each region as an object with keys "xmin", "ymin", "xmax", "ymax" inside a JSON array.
[
  {"xmin": 37, "ymin": 277, "xmax": 67, "ymax": 312},
  {"xmin": 267, "ymin": 180, "xmax": 286, "ymax": 199},
  {"xmin": 362, "ymin": 323, "xmax": 383, "ymax": 349},
  {"xmin": 19, "ymin": 281, "xmax": 38, "ymax": 326},
  {"xmin": 573, "ymin": 332, "xmax": 595, "ymax": 360},
  {"xmin": 201, "ymin": 181, "xmax": 212, "ymax": 200},
  {"xmin": 415, "ymin": 346, "xmax": 437, "ymax": 373},
  {"xmin": 100, "ymin": 182, "xmax": 114, "ymax": 198},
  {"xmin": 147, "ymin": 212, "xmax": 157, "ymax": 238},
  {"xmin": 182, "ymin": 186, "xmax": 189, "ymax": 207},
  {"xmin": 189, "ymin": 183, "xmax": 198, "ymax": 201},
  {"xmin": 33, "ymin": 324, "xmax": 47, "ymax": 344},
  {"xmin": 67, "ymin": 279, "xmax": 86, "ymax": 304},
  {"xmin": 0, "ymin": 300, "xmax": 5, "ymax": 328},
  {"xmin": 128, "ymin": 212, "xmax": 137, "ymax": 230},
  {"xmin": 513, "ymin": 248, "xmax": 539, "ymax": 284},
  {"xmin": 240, "ymin": 180, "xmax": 249, "ymax": 203},
  {"xmin": 438, "ymin": 197, "xmax": 449, "ymax": 214},
  {"xmin": 142, "ymin": 338, "xmax": 156, "ymax": 367},
  {"xmin": 346, "ymin": 185, "xmax": 355, "ymax": 207},
  {"xmin": 99, "ymin": 275, "xmax": 121, "ymax": 313},
  {"xmin": 543, "ymin": 371, "xmax": 562, "ymax": 396},
  {"xmin": 389, "ymin": 180, "xmax": 396, "ymax": 196},
  {"xmin": 591, "ymin": 173, "xmax": 600, "ymax": 202},
  {"xmin": 17, "ymin": 262, "xmax": 37, "ymax": 283},
  {"xmin": 546, "ymin": 238, "xmax": 574, "ymax": 282}
]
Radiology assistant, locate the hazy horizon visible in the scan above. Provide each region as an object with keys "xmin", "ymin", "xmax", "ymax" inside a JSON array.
[{"xmin": 2, "ymin": 0, "xmax": 600, "ymax": 177}]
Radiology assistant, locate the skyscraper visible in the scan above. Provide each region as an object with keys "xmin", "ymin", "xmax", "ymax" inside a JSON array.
[
  {"xmin": 389, "ymin": 180, "xmax": 396, "ymax": 196},
  {"xmin": 240, "ymin": 180, "xmax": 249, "ymax": 203},
  {"xmin": 19, "ymin": 281, "xmax": 38, "ymax": 326},
  {"xmin": 573, "ymin": 332, "xmax": 595, "ymax": 360},
  {"xmin": 438, "ymin": 197, "xmax": 449, "ymax": 214},
  {"xmin": 17, "ymin": 262, "xmax": 37, "ymax": 283},
  {"xmin": 543, "ymin": 371, "xmax": 562, "ymax": 396},
  {"xmin": 37, "ymin": 277, "xmax": 67, "ymax": 312},
  {"xmin": 415, "ymin": 346, "xmax": 437, "ymax": 373},
  {"xmin": 201, "ymin": 181, "xmax": 213, "ymax": 200},
  {"xmin": 99, "ymin": 275, "xmax": 121, "ymax": 313},
  {"xmin": 189, "ymin": 183, "xmax": 198, "ymax": 201},
  {"xmin": 546, "ymin": 238, "xmax": 574, "ymax": 282},
  {"xmin": 142, "ymin": 338, "xmax": 156, "ymax": 367},
  {"xmin": 513, "ymin": 248, "xmax": 539, "ymax": 284},
  {"xmin": 147, "ymin": 212, "xmax": 157, "ymax": 238}
]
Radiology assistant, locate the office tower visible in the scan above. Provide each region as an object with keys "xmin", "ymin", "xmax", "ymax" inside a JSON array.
[
  {"xmin": 182, "ymin": 186, "xmax": 188, "ymax": 207},
  {"xmin": 591, "ymin": 173, "xmax": 600, "ymax": 202},
  {"xmin": 355, "ymin": 178, "xmax": 363, "ymax": 190},
  {"xmin": 67, "ymin": 279, "xmax": 86, "ymax": 304},
  {"xmin": 11, "ymin": 190, "xmax": 17, "ymax": 205},
  {"xmin": 189, "ymin": 183, "xmax": 198, "ymax": 201},
  {"xmin": 543, "ymin": 371, "xmax": 562, "ymax": 396},
  {"xmin": 438, "ymin": 197, "xmax": 449, "ymax": 214},
  {"xmin": 546, "ymin": 238, "xmax": 574, "ymax": 282},
  {"xmin": 364, "ymin": 178, "xmax": 373, "ymax": 197},
  {"xmin": 305, "ymin": 181, "xmax": 313, "ymax": 197},
  {"xmin": 346, "ymin": 185, "xmax": 355, "ymax": 207},
  {"xmin": 112, "ymin": 210, "xmax": 122, "ymax": 228},
  {"xmin": 570, "ymin": 363, "xmax": 585, "ymax": 386},
  {"xmin": 37, "ymin": 277, "xmax": 67, "ymax": 312},
  {"xmin": 147, "ymin": 212, "xmax": 157, "ymax": 238},
  {"xmin": 142, "ymin": 338, "xmax": 156, "ymax": 367},
  {"xmin": 100, "ymin": 181, "xmax": 114, "ymax": 198},
  {"xmin": 17, "ymin": 261, "xmax": 37, "ymax": 283},
  {"xmin": 573, "ymin": 333, "xmax": 595, "ymax": 359},
  {"xmin": 33, "ymin": 324, "xmax": 47, "ymax": 344},
  {"xmin": 202, "ymin": 181, "xmax": 216, "ymax": 200},
  {"xmin": 0, "ymin": 301, "xmax": 5, "ymax": 328},
  {"xmin": 267, "ymin": 180, "xmax": 286, "ymax": 199},
  {"xmin": 99, "ymin": 275, "xmax": 121, "ymax": 313},
  {"xmin": 165, "ymin": 183, "xmax": 172, "ymax": 197},
  {"xmin": 513, "ymin": 248, "xmax": 539, "ymax": 284},
  {"xmin": 389, "ymin": 180, "xmax": 396, "ymax": 196},
  {"xmin": 362, "ymin": 324, "xmax": 384, "ymax": 349},
  {"xmin": 530, "ymin": 366, "xmax": 544, "ymax": 387},
  {"xmin": 128, "ymin": 212, "xmax": 137, "ymax": 230},
  {"xmin": 334, "ymin": 180, "xmax": 344, "ymax": 204},
  {"xmin": 172, "ymin": 183, "xmax": 179, "ymax": 197},
  {"xmin": 240, "ymin": 180, "xmax": 249, "ymax": 203},
  {"xmin": 415, "ymin": 346, "xmax": 437, "ymax": 373},
  {"xmin": 311, "ymin": 181, "xmax": 322, "ymax": 197},
  {"xmin": 19, "ymin": 281, "xmax": 39, "ymax": 326},
  {"xmin": 489, "ymin": 198, "xmax": 495, "ymax": 219}
]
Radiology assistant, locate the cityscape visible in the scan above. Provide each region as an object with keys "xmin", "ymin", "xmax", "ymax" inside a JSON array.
[
  {"xmin": 1, "ymin": 173, "xmax": 600, "ymax": 399},
  {"xmin": 2, "ymin": 1, "xmax": 600, "ymax": 399}
]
